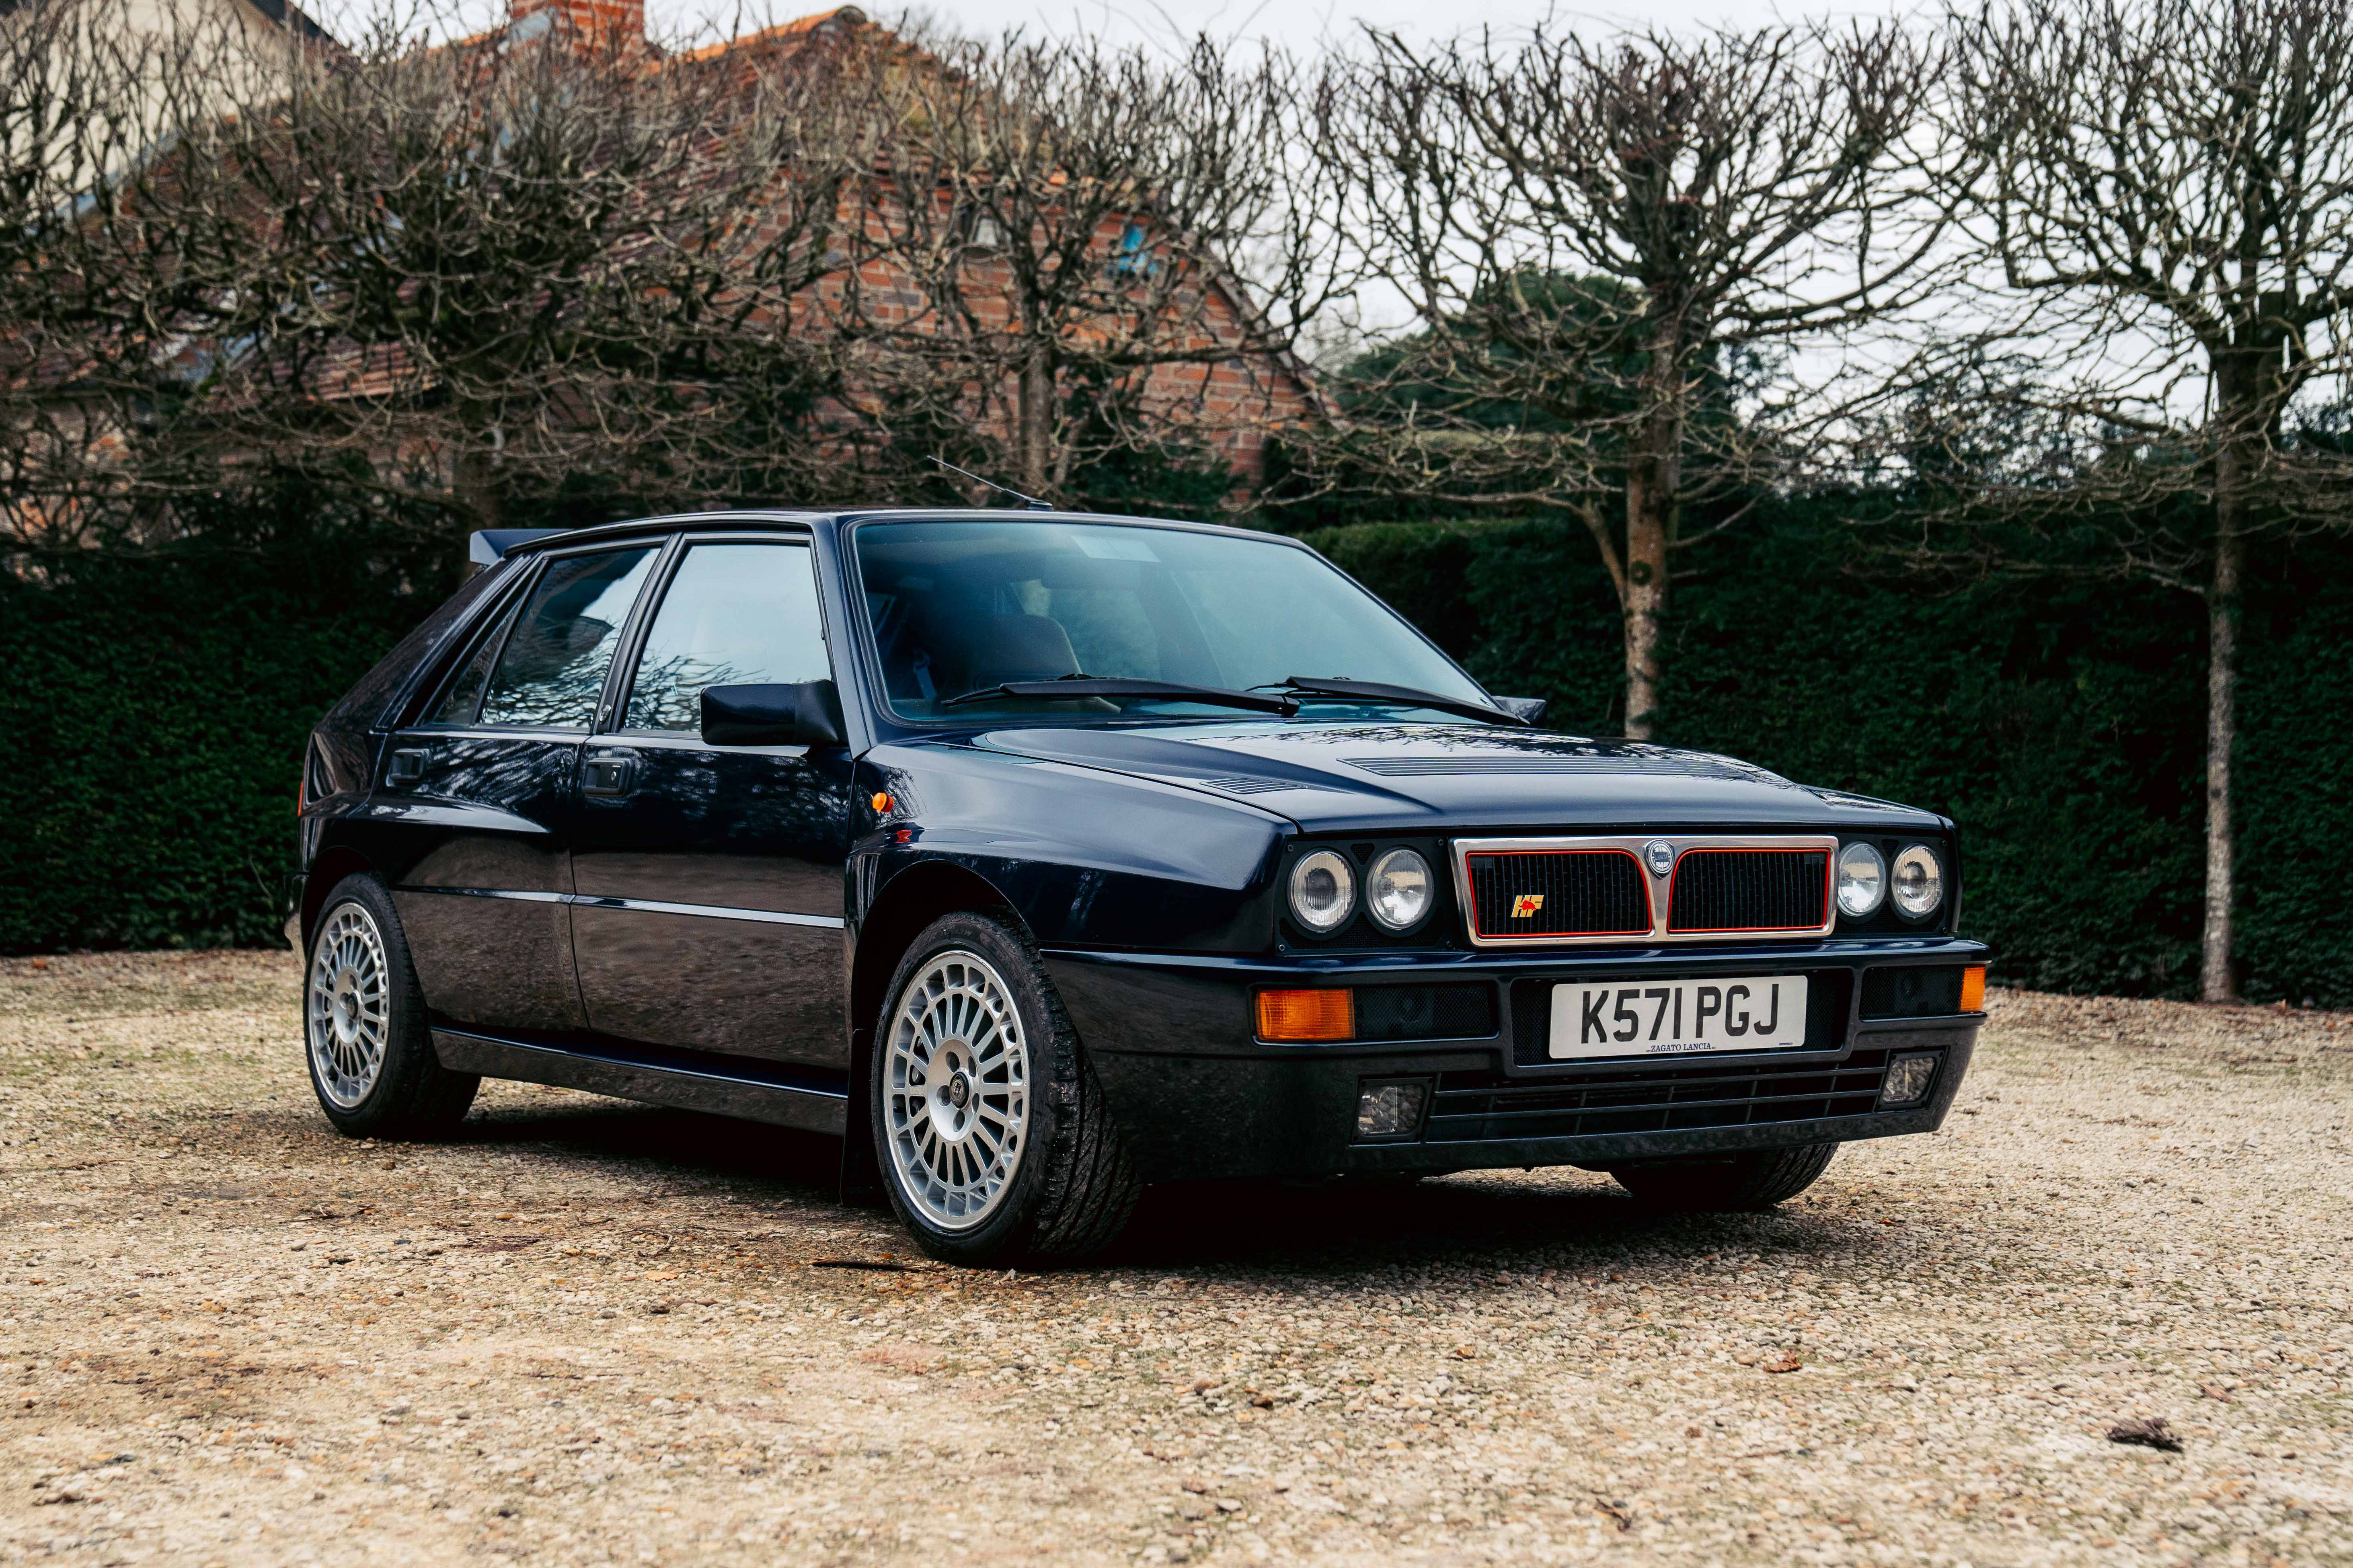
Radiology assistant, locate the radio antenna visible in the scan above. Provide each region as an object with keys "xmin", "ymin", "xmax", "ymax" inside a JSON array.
[{"xmin": 930, "ymin": 455, "xmax": 1055, "ymax": 511}]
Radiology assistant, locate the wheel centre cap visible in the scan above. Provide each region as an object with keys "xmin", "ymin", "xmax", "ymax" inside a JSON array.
[{"xmin": 928, "ymin": 1043, "xmax": 977, "ymax": 1137}]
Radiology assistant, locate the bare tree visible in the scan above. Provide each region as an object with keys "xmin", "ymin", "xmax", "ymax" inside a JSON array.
[
  {"xmin": 1927, "ymin": 0, "xmax": 2353, "ymax": 1000},
  {"xmin": 825, "ymin": 24, "xmax": 1336, "ymax": 506},
  {"xmin": 0, "ymin": 0, "xmax": 886, "ymax": 551},
  {"xmin": 1309, "ymin": 21, "xmax": 1940, "ymax": 738},
  {"xmin": 0, "ymin": 0, "xmax": 302, "ymax": 545}
]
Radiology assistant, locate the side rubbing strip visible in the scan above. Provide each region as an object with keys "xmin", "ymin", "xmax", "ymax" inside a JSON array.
[
  {"xmin": 400, "ymin": 886, "xmax": 568, "ymax": 903},
  {"xmin": 398, "ymin": 885, "xmax": 846, "ymax": 929},
  {"xmin": 569, "ymin": 895, "xmax": 846, "ymax": 929}
]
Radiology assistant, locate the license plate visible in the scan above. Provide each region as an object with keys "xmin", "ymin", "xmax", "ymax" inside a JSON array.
[{"xmin": 1548, "ymin": 975, "xmax": 1808, "ymax": 1059}]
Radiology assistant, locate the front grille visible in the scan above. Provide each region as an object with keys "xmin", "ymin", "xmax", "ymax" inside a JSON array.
[
  {"xmin": 1423, "ymin": 1046, "xmax": 1910, "ymax": 1143},
  {"xmin": 1466, "ymin": 851, "xmax": 1651, "ymax": 940},
  {"xmin": 1860, "ymin": 965, "xmax": 1963, "ymax": 1019},
  {"xmin": 1355, "ymin": 983, "xmax": 1498, "ymax": 1041},
  {"xmin": 1667, "ymin": 850, "xmax": 1828, "ymax": 933}
]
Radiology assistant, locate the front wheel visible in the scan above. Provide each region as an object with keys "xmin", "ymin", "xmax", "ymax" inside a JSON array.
[
  {"xmin": 871, "ymin": 910, "xmax": 1138, "ymax": 1265},
  {"xmin": 304, "ymin": 874, "xmax": 478, "ymax": 1139},
  {"xmin": 1608, "ymin": 1142, "xmax": 1838, "ymax": 1211}
]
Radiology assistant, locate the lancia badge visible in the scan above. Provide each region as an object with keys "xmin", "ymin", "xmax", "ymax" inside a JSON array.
[
  {"xmin": 1645, "ymin": 840, "xmax": 1676, "ymax": 878},
  {"xmin": 1510, "ymin": 893, "xmax": 1544, "ymax": 918}
]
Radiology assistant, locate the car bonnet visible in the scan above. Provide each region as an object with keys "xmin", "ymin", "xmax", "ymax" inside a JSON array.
[{"xmin": 957, "ymin": 722, "xmax": 1943, "ymax": 835}]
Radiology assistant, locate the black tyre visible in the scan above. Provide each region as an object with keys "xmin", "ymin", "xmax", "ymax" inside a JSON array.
[
  {"xmin": 303, "ymin": 874, "xmax": 478, "ymax": 1139},
  {"xmin": 1608, "ymin": 1142, "xmax": 1838, "ymax": 1212},
  {"xmin": 870, "ymin": 909, "xmax": 1139, "ymax": 1265}
]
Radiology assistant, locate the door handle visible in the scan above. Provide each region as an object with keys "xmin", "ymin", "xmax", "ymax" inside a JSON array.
[
  {"xmin": 387, "ymin": 747, "xmax": 431, "ymax": 786},
  {"xmin": 581, "ymin": 747, "xmax": 640, "ymax": 801}
]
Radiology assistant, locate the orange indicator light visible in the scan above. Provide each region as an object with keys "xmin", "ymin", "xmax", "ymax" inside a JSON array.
[
  {"xmin": 1256, "ymin": 988, "xmax": 1355, "ymax": 1043},
  {"xmin": 872, "ymin": 792, "xmax": 894, "ymax": 813},
  {"xmin": 1960, "ymin": 966, "xmax": 1987, "ymax": 1012}
]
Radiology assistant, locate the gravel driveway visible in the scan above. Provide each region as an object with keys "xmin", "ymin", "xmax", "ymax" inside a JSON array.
[{"xmin": 2, "ymin": 950, "xmax": 2347, "ymax": 1567}]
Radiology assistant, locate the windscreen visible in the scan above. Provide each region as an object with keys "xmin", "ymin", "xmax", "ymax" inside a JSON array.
[{"xmin": 852, "ymin": 519, "xmax": 1489, "ymax": 722}]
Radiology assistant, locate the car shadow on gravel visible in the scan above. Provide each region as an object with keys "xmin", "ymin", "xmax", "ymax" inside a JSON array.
[
  {"xmin": 447, "ymin": 1099, "xmax": 847, "ymax": 1201},
  {"xmin": 1103, "ymin": 1172, "xmax": 1901, "ymax": 1277},
  {"xmin": 390, "ymin": 1099, "xmax": 1904, "ymax": 1274}
]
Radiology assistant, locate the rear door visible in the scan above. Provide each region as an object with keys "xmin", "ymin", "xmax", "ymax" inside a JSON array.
[
  {"xmin": 568, "ymin": 535, "xmax": 853, "ymax": 1069},
  {"xmin": 380, "ymin": 544, "xmax": 661, "ymax": 1034}
]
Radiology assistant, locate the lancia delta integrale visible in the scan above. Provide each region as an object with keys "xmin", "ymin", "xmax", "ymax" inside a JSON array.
[{"xmin": 288, "ymin": 511, "xmax": 1987, "ymax": 1263}]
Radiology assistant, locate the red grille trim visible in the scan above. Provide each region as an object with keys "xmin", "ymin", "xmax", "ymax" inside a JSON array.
[
  {"xmin": 1665, "ymin": 848, "xmax": 1834, "ymax": 933},
  {"xmin": 1466, "ymin": 849, "xmax": 1654, "ymax": 942},
  {"xmin": 1451, "ymin": 834, "xmax": 1840, "ymax": 949}
]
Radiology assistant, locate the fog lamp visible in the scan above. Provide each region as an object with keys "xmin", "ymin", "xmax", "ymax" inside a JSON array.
[
  {"xmin": 1880, "ymin": 1051, "xmax": 1940, "ymax": 1108},
  {"xmin": 1355, "ymin": 1080, "xmax": 1428, "ymax": 1140}
]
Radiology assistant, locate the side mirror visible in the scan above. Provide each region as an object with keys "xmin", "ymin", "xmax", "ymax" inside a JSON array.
[
  {"xmin": 1491, "ymin": 695, "xmax": 1548, "ymax": 724},
  {"xmin": 701, "ymin": 681, "xmax": 846, "ymax": 747}
]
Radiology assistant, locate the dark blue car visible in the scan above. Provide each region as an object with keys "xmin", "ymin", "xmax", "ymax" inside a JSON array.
[{"xmin": 288, "ymin": 509, "xmax": 1987, "ymax": 1263}]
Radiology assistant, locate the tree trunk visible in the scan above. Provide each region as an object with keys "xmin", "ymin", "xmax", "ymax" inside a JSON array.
[
  {"xmin": 453, "ymin": 421, "xmax": 502, "ymax": 534},
  {"xmin": 2201, "ymin": 440, "xmax": 2246, "ymax": 1004},
  {"xmin": 1620, "ymin": 396, "xmax": 1682, "ymax": 742},
  {"xmin": 1017, "ymin": 342, "xmax": 1055, "ymax": 498}
]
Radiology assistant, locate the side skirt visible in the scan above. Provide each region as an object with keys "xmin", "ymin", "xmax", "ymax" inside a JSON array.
[{"xmin": 431, "ymin": 1026, "xmax": 848, "ymax": 1137}]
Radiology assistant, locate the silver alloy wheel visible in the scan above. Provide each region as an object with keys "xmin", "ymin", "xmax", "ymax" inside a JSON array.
[
  {"xmin": 882, "ymin": 949, "xmax": 1031, "ymax": 1231},
  {"xmin": 307, "ymin": 902, "xmax": 391, "ymax": 1109}
]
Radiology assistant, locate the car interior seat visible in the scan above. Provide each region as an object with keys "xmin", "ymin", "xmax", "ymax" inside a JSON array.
[{"xmin": 967, "ymin": 614, "xmax": 1083, "ymax": 688}]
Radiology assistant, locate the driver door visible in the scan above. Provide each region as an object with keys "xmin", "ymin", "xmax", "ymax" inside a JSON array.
[{"xmin": 567, "ymin": 536, "xmax": 853, "ymax": 1069}]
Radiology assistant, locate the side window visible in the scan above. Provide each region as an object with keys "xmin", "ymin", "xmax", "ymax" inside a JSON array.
[
  {"xmin": 476, "ymin": 548, "xmax": 658, "ymax": 730},
  {"xmin": 622, "ymin": 542, "xmax": 831, "ymax": 733},
  {"xmin": 429, "ymin": 593, "xmax": 526, "ymax": 725}
]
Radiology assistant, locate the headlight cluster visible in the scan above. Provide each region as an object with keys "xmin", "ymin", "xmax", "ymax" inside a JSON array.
[
  {"xmin": 1288, "ymin": 845, "xmax": 1435, "ymax": 935},
  {"xmin": 1837, "ymin": 840, "xmax": 1944, "ymax": 922}
]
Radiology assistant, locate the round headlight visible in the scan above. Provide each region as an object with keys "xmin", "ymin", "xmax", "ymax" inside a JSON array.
[
  {"xmin": 1366, "ymin": 848, "xmax": 1433, "ymax": 932},
  {"xmin": 1892, "ymin": 844, "xmax": 1943, "ymax": 919},
  {"xmin": 1836, "ymin": 841, "xmax": 1886, "ymax": 917},
  {"xmin": 1289, "ymin": 849, "xmax": 1356, "ymax": 934}
]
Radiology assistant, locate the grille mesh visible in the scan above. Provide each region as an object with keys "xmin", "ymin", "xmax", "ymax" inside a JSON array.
[
  {"xmin": 1466, "ymin": 852, "xmax": 1650, "ymax": 939},
  {"xmin": 1860, "ymin": 965, "xmax": 1964, "ymax": 1019},
  {"xmin": 1355, "ymin": 983, "xmax": 1497, "ymax": 1042},
  {"xmin": 1667, "ymin": 850, "xmax": 1828, "ymax": 932},
  {"xmin": 1424, "ymin": 1047, "xmax": 1909, "ymax": 1143}
]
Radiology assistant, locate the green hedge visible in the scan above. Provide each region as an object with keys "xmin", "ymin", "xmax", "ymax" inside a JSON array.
[
  {"xmin": 1313, "ymin": 512, "xmax": 2352, "ymax": 1004},
  {"xmin": 6, "ymin": 515, "xmax": 2348, "ymax": 1004},
  {"xmin": 1, "ymin": 547, "xmax": 437, "ymax": 952}
]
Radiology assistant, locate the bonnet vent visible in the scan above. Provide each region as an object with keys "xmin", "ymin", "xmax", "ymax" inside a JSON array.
[{"xmin": 1347, "ymin": 753, "xmax": 1783, "ymax": 782}]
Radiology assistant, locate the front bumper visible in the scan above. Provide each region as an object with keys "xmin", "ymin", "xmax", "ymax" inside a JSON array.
[{"xmin": 1046, "ymin": 939, "xmax": 1985, "ymax": 1182}]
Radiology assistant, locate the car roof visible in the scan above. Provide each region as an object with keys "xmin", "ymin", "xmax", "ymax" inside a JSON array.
[{"xmin": 482, "ymin": 507, "xmax": 1306, "ymax": 563}]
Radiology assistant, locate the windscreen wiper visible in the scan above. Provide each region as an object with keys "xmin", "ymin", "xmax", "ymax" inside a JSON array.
[
  {"xmin": 1268, "ymin": 676, "xmax": 1528, "ymax": 726},
  {"xmin": 941, "ymin": 676, "xmax": 1300, "ymax": 716}
]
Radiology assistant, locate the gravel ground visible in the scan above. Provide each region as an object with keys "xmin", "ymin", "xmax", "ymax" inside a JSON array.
[{"xmin": 2, "ymin": 950, "xmax": 2349, "ymax": 1568}]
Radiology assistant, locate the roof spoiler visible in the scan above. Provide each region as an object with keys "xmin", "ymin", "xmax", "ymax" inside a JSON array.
[{"xmin": 466, "ymin": 527, "xmax": 569, "ymax": 572}]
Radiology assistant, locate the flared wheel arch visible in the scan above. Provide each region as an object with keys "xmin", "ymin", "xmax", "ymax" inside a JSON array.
[{"xmin": 842, "ymin": 859, "xmax": 1023, "ymax": 1201}]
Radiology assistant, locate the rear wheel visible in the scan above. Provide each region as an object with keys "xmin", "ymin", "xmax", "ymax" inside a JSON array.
[
  {"xmin": 1608, "ymin": 1142, "xmax": 1838, "ymax": 1211},
  {"xmin": 304, "ymin": 874, "xmax": 478, "ymax": 1139},
  {"xmin": 871, "ymin": 910, "xmax": 1138, "ymax": 1265}
]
